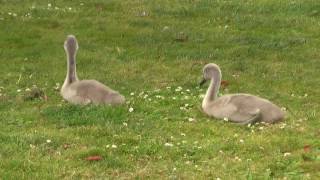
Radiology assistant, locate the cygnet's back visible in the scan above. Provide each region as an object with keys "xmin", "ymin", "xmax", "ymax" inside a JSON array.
[
  {"xmin": 210, "ymin": 94, "xmax": 285, "ymax": 123},
  {"xmin": 68, "ymin": 80, "xmax": 125, "ymax": 105}
]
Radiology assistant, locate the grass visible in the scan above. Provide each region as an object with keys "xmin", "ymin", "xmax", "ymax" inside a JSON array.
[{"xmin": 0, "ymin": 0, "xmax": 319, "ymax": 179}]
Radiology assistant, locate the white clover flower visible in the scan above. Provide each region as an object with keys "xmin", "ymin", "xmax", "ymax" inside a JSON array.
[
  {"xmin": 175, "ymin": 86, "xmax": 182, "ymax": 92},
  {"xmin": 143, "ymin": 94, "xmax": 148, "ymax": 99},
  {"xmin": 111, "ymin": 144, "xmax": 117, "ymax": 148},
  {"xmin": 223, "ymin": 117, "xmax": 229, "ymax": 122},
  {"xmin": 258, "ymin": 127, "xmax": 264, "ymax": 130},
  {"xmin": 186, "ymin": 89, "xmax": 190, "ymax": 92},
  {"xmin": 239, "ymin": 139, "xmax": 244, "ymax": 143},
  {"xmin": 284, "ymin": 152, "xmax": 291, "ymax": 157},
  {"xmin": 164, "ymin": 142, "xmax": 173, "ymax": 147},
  {"xmin": 180, "ymin": 133, "xmax": 186, "ymax": 136},
  {"xmin": 141, "ymin": 11, "xmax": 147, "ymax": 16},
  {"xmin": 123, "ymin": 122, "xmax": 128, "ymax": 126},
  {"xmin": 17, "ymin": 89, "xmax": 22, "ymax": 92},
  {"xmin": 172, "ymin": 97, "xmax": 176, "ymax": 100},
  {"xmin": 188, "ymin": 117, "xmax": 195, "ymax": 122},
  {"xmin": 46, "ymin": 139, "xmax": 51, "ymax": 143},
  {"xmin": 128, "ymin": 107, "xmax": 134, "ymax": 112},
  {"xmin": 25, "ymin": 88, "xmax": 31, "ymax": 92},
  {"xmin": 8, "ymin": 12, "xmax": 12, "ymax": 15},
  {"xmin": 235, "ymin": 156, "xmax": 242, "ymax": 161},
  {"xmin": 232, "ymin": 74, "xmax": 240, "ymax": 78},
  {"xmin": 130, "ymin": 92, "xmax": 135, "ymax": 96},
  {"xmin": 163, "ymin": 26, "xmax": 169, "ymax": 31},
  {"xmin": 280, "ymin": 123, "xmax": 286, "ymax": 129},
  {"xmin": 184, "ymin": 104, "xmax": 189, "ymax": 107},
  {"xmin": 80, "ymin": 3, "xmax": 84, "ymax": 6}
]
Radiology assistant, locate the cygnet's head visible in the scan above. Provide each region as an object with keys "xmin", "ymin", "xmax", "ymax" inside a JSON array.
[
  {"xmin": 199, "ymin": 63, "xmax": 221, "ymax": 86},
  {"xmin": 64, "ymin": 35, "xmax": 79, "ymax": 56}
]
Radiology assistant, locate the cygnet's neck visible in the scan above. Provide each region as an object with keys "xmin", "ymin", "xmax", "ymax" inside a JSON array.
[
  {"xmin": 202, "ymin": 70, "xmax": 221, "ymax": 108},
  {"xmin": 63, "ymin": 51, "xmax": 78, "ymax": 87}
]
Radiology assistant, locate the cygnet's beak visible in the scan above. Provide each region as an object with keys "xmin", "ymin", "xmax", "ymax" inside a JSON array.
[{"xmin": 199, "ymin": 78, "xmax": 206, "ymax": 87}]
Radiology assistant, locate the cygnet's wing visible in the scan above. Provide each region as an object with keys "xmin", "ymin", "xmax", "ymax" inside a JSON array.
[
  {"xmin": 230, "ymin": 94, "xmax": 265, "ymax": 124},
  {"xmin": 216, "ymin": 94, "xmax": 262, "ymax": 124},
  {"xmin": 71, "ymin": 80, "xmax": 124, "ymax": 105}
]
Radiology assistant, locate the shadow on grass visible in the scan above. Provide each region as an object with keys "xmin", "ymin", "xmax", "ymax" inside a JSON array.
[{"xmin": 41, "ymin": 105, "xmax": 128, "ymax": 127}]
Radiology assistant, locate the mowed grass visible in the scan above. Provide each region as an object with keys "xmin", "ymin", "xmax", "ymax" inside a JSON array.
[{"xmin": 0, "ymin": 0, "xmax": 319, "ymax": 179}]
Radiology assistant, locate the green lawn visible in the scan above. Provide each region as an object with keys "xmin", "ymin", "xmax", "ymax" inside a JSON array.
[{"xmin": 0, "ymin": 0, "xmax": 319, "ymax": 179}]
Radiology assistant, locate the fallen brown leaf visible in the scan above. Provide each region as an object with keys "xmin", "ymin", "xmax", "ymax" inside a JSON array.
[
  {"xmin": 63, "ymin": 144, "xmax": 71, "ymax": 149},
  {"xmin": 303, "ymin": 145, "xmax": 311, "ymax": 153},
  {"xmin": 221, "ymin": 80, "xmax": 229, "ymax": 88},
  {"xmin": 85, "ymin": 155, "xmax": 103, "ymax": 161}
]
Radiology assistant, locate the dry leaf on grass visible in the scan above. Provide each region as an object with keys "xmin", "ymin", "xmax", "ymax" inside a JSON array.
[{"xmin": 85, "ymin": 156, "xmax": 103, "ymax": 161}]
